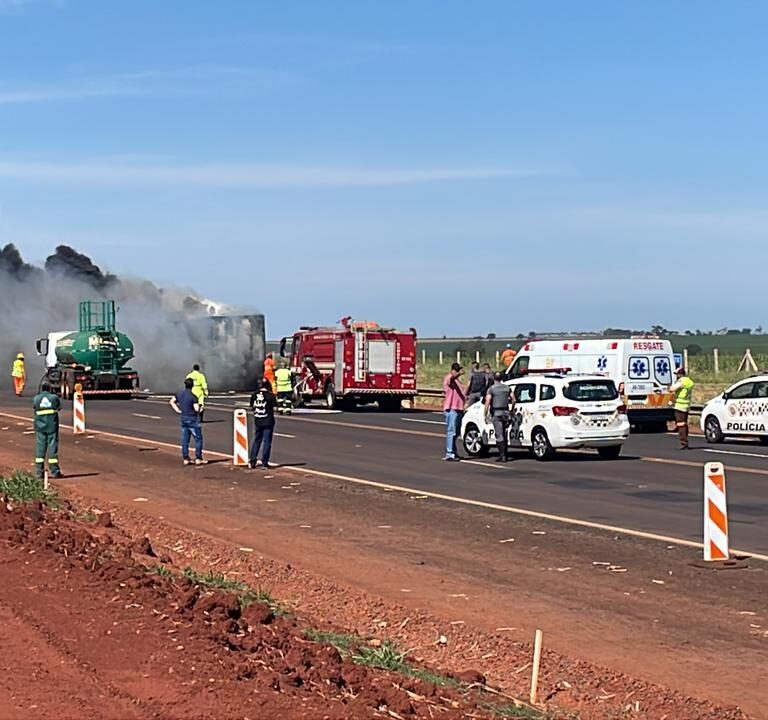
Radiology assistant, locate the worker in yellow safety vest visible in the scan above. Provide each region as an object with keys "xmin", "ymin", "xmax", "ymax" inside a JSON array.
[
  {"xmin": 670, "ymin": 366, "xmax": 695, "ymax": 450},
  {"xmin": 274, "ymin": 364, "xmax": 293, "ymax": 416},
  {"xmin": 186, "ymin": 364, "xmax": 209, "ymax": 422},
  {"xmin": 11, "ymin": 353, "xmax": 26, "ymax": 396}
]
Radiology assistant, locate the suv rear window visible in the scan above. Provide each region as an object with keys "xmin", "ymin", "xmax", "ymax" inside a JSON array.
[{"xmin": 563, "ymin": 380, "xmax": 618, "ymax": 401}]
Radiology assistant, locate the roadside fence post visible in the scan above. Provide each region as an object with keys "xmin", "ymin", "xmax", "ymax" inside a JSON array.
[
  {"xmin": 713, "ymin": 348, "xmax": 719, "ymax": 376},
  {"xmin": 438, "ymin": 351, "xmax": 444, "ymax": 365},
  {"xmin": 530, "ymin": 629, "xmax": 543, "ymax": 704}
]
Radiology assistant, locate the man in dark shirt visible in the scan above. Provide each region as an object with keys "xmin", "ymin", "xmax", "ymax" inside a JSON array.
[
  {"xmin": 169, "ymin": 378, "xmax": 206, "ymax": 466},
  {"xmin": 485, "ymin": 373, "xmax": 513, "ymax": 462},
  {"xmin": 466, "ymin": 362, "xmax": 487, "ymax": 406},
  {"xmin": 249, "ymin": 379, "xmax": 277, "ymax": 469}
]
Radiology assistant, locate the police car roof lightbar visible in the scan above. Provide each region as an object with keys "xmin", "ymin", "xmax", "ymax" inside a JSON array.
[{"xmin": 521, "ymin": 367, "xmax": 573, "ymax": 375}]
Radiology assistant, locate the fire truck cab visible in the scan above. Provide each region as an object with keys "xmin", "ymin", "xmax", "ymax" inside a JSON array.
[{"xmin": 278, "ymin": 317, "xmax": 417, "ymax": 411}]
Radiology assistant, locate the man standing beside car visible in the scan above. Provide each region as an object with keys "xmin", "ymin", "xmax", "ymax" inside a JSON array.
[
  {"xmin": 443, "ymin": 362, "xmax": 466, "ymax": 461},
  {"xmin": 485, "ymin": 372, "xmax": 514, "ymax": 462},
  {"xmin": 466, "ymin": 362, "xmax": 488, "ymax": 406},
  {"xmin": 670, "ymin": 366, "xmax": 695, "ymax": 449}
]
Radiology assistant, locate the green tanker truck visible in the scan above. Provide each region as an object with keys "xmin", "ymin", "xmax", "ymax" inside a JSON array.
[{"xmin": 35, "ymin": 300, "xmax": 140, "ymax": 397}]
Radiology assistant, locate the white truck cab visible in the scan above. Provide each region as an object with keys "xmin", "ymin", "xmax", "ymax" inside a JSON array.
[
  {"xmin": 460, "ymin": 372, "xmax": 630, "ymax": 461},
  {"xmin": 36, "ymin": 331, "xmax": 77, "ymax": 370},
  {"xmin": 505, "ymin": 338, "xmax": 676, "ymax": 431}
]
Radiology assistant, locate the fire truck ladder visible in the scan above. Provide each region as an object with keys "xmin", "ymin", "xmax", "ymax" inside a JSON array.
[{"xmin": 355, "ymin": 325, "xmax": 368, "ymax": 382}]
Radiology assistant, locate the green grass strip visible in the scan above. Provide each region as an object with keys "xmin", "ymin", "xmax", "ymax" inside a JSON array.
[{"xmin": 0, "ymin": 470, "xmax": 58, "ymax": 504}]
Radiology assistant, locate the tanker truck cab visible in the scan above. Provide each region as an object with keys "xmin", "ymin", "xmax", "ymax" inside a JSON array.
[
  {"xmin": 37, "ymin": 331, "xmax": 76, "ymax": 370},
  {"xmin": 505, "ymin": 338, "xmax": 676, "ymax": 431}
]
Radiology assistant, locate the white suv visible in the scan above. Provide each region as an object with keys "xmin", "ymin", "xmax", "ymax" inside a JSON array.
[
  {"xmin": 700, "ymin": 375, "xmax": 768, "ymax": 444},
  {"xmin": 460, "ymin": 373, "xmax": 630, "ymax": 461}
]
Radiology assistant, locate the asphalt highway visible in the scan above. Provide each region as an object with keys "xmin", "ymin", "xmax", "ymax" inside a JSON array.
[{"xmin": 2, "ymin": 392, "xmax": 766, "ymax": 555}]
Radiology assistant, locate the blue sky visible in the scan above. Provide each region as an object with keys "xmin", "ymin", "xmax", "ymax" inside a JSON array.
[{"xmin": 1, "ymin": 1, "xmax": 766, "ymax": 337}]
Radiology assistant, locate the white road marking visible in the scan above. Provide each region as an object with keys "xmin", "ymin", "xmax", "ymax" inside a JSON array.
[
  {"xmin": 275, "ymin": 433, "xmax": 295, "ymax": 439},
  {"xmin": 2, "ymin": 408, "xmax": 765, "ymax": 563},
  {"xmin": 402, "ymin": 418, "xmax": 445, "ymax": 426},
  {"xmin": 702, "ymin": 448, "xmax": 768, "ymax": 459},
  {"xmin": 290, "ymin": 408, "xmax": 343, "ymax": 415},
  {"xmin": 132, "ymin": 413, "xmax": 162, "ymax": 420}
]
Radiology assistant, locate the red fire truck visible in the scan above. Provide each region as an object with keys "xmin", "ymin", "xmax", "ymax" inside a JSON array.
[{"xmin": 278, "ymin": 317, "xmax": 417, "ymax": 410}]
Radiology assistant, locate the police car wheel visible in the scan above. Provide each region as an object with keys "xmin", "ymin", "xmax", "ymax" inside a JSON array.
[
  {"xmin": 531, "ymin": 427, "xmax": 555, "ymax": 461},
  {"xmin": 462, "ymin": 425, "xmax": 488, "ymax": 457},
  {"xmin": 704, "ymin": 415, "xmax": 724, "ymax": 444}
]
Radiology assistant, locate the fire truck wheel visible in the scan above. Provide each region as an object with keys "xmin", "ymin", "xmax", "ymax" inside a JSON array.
[{"xmin": 325, "ymin": 383, "xmax": 337, "ymax": 409}]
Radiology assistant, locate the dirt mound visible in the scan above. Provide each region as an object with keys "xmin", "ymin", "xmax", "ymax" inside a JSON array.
[{"xmin": 0, "ymin": 497, "xmax": 525, "ymax": 719}]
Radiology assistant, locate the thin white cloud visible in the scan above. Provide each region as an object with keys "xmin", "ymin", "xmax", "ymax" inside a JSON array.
[
  {"xmin": 0, "ymin": 0, "xmax": 59, "ymax": 13},
  {"xmin": 0, "ymin": 66, "xmax": 299, "ymax": 105},
  {"xmin": 0, "ymin": 160, "xmax": 558, "ymax": 188}
]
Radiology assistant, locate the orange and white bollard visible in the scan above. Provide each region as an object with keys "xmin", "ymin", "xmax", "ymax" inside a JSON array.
[
  {"xmin": 233, "ymin": 409, "xmax": 249, "ymax": 466},
  {"xmin": 704, "ymin": 462, "xmax": 729, "ymax": 561},
  {"xmin": 73, "ymin": 392, "xmax": 86, "ymax": 435}
]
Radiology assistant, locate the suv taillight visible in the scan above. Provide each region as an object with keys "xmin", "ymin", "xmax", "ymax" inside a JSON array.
[
  {"xmin": 617, "ymin": 404, "xmax": 627, "ymax": 414},
  {"xmin": 552, "ymin": 406, "xmax": 579, "ymax": 416}
]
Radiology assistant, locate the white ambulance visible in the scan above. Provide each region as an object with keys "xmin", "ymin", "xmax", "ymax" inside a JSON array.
[{"xmin": 504, "ymin": 338, "xmax": 676, "ymax": 430}]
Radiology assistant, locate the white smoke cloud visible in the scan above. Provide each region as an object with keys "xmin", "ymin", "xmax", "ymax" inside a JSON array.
[{"xmin": 0, "ymin": 244, "xmax": 263, "ymax": 393}]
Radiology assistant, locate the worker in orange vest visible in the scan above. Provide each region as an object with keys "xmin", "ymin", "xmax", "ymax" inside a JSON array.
[
  {"xmin": 11, "ymin": 353, "xmax": 26, "ymax": 396},
  {"xmin": 500, "ymin": 344, "xmax": 517, "ymax": 368},
  {"xmin": 263, "ymin": 352, "xmax": 276, "ymax": 393}
]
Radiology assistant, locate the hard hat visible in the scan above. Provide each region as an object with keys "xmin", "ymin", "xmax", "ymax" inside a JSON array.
[
  {"xmin": 16, "ymin": 352, "xmax": 24, "ymax": 359},
  {"xmin": 505, "ymin": 343, "xmax": 512, "ymax": 349},
  {"xmin": 675, "ymin": 366, "xmax": 686, "ymax": 375}
]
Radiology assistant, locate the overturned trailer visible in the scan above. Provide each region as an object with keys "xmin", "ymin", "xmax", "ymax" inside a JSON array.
[{"xmin": 186, "ymin": 313, "xmax": 266, "ymax": 392}]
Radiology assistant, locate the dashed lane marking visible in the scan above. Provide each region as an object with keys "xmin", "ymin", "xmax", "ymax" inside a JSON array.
[
  {"xmin": 702, "ymin": 448, "xmax": 768, "ymax": 459},
  {"xmin": 401, "ymin": 418, "xmax": 445, "ymax": 426},
  {"xmin": 1, "ymin": 409, "xmax": 766, "ymax": 562},
  {"xmin": 132, "ymin": 413, "xmax": 162, "ymax": 420}
]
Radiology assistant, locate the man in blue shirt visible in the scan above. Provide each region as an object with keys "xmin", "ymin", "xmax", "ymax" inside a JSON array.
[{"xmin": 169, "ymin": 378, "xmax": 207, "ymax": 465}]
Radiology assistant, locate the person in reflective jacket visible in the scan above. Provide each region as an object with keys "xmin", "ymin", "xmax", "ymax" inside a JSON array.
[{"xmin": 32, "ymin": 381, "xmax": 62, "ymax": 479}]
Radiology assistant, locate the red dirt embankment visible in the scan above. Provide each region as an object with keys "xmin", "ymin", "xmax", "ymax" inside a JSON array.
[{"xmin": 0, "ymin": 497, "xmax": 517, "ymax": 719}]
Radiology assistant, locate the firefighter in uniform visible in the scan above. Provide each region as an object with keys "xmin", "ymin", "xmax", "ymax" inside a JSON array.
[
  {"xmin": 263, "ymin": 353, "xmax": 277, "ymax": 394},
  {"xmin": 186, "ymin": 364, "xmax": 209, "ymax": 423},
  {"xmin": 11, "ymin": 352, "xmax": 26, "ymax": 396},
  {"xmin": 275, "ymin": 364, "xmax": 293, "ymax": 415},
  {"xmin": 500, "ymin": 344, "xmax": 516, "ymax": 369},
  {"xmin": 670, "ymin": 366, "xmax": 695, "ymax": 449},
  {"xmin": 32, "ymin": 382, "xmax": 62, "ymax": 479}
]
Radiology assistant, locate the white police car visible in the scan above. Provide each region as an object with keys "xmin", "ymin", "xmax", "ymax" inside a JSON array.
[
  {"xmin": 700, "ymin": 375, "xmax": 768, "ymax": 444},
  {"xmin": 460, "ymin": 373, "xmax": 630, "ymax": 461}
]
